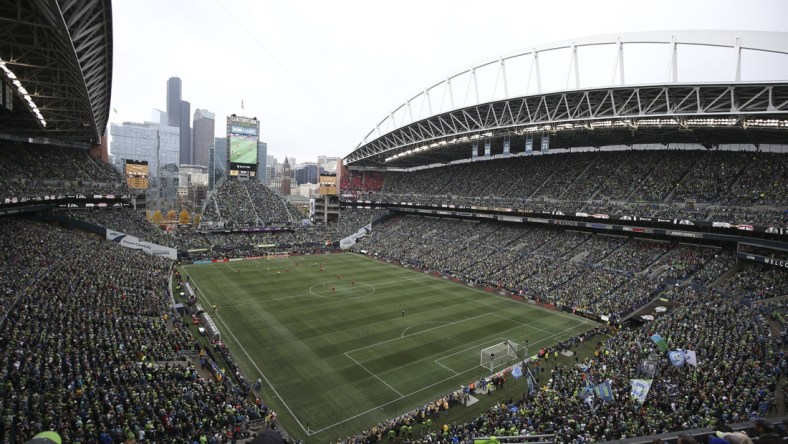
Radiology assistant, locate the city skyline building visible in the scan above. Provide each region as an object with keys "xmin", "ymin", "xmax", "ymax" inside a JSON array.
[
  {"xmin": 166, "ymin": 76, "xmax": 192, "ymax": 165},
  {"xmin": 179, "ymin": 100, "xmax": 191, "ymax": 164},
  {"xmin": 109, "ymin": 121, "xmax": 179, "ymax": 178},
  {"xmin": 257, "ymin": 141, "xmax": 268, "ymax": 184},
  {"xmin": 192, "ymin": 109, "xmax": 215, "ymax": 167},
  {"xmin": 295, "ymin": 162, "xmax": 319, "ymax": 185},
  {"xmin": 110, "ymin": 120, "xmax": 181, "ymax": 210},
  {"xmin": 281, "ymin": 157, "xmax": 291, "ymax": 196}
]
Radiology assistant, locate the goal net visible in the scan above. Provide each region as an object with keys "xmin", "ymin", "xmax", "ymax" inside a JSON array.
[
  {"xmin": 480, "ymin": 341, "xmax": 521, "ymax": 370},
  {"xmin": 266, "ymin": 252, "xmax": 289, "ymax": 260}
]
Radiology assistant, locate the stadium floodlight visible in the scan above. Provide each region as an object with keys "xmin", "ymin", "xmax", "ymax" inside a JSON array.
[
  {"xmin": 686, "ymin": 118, "xmax": 736, "ymax": 126},
  {"xmin": 0, "ymin": 57, "xmax": 47, "ymax": 128},
  {"xmin": 745, "ymin": 118, "xmax": 787, "ymax": 128},
  {"xmin": 637, "ymin": 118, "xmax": 678, "ymax": 127}
]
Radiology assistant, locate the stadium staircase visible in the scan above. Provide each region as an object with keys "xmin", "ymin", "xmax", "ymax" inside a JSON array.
[
  {"xmin": 661, "ymin": 151, "xmax": 706, "ymax": 203},
  {"xmin": 211, "ymin": 192, "xmax": 222, "ymax": 222},
  {"xmin": 622, "ymin": 154, "xmax": 669, "ymax": 203},
  {"xmin": 569, "ymin": 250, "xmax": 590, "ymax": 263},
  {"xmin": 587, "ymin": 155, "xmax": 630, "ymax": 201},
  {"xmin": 555, "ymin": 156, "xmax": 599, "ymax": 200},
  {"xmin": 592, "ymin": 235, "xmax": 628, "ymax": 266},
  {"xmin": 241, "ymin": 182, "xmax": 263, "ymax": 225},
  {"xmin": 638, "ymin": 246, "xmax": 673, "ymax": 276},
  {"xmin": 526, "ymin": 156, "xmax": 566, "ymax": 199},
  {"xmin": 710, "ymin": 262, "xmax": 746, "ymax": 292}
]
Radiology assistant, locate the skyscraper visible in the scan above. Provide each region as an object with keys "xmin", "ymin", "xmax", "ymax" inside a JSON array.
[
  {"xmin": 180, "ymin": 100, "xmax": 191, "ymax": 164},
  {"xmin": 214, "ymin": 137, "xmax": 228, "ymax": 170},
  {"xmin": 192, "ymin": 109, "xmax": 215, "ymax": 167},
  {"xmin": 166, "ymin": 76, "xmax": 193, "ymax": 165},
  {"xmin": 166, "ymin": 77, "xmax": 181, "ymax": 128}
]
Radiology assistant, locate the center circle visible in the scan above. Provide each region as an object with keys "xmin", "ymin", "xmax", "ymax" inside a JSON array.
[{"xmin": 309, "ymin": 281, "xmax": 375, "ymax": 300}]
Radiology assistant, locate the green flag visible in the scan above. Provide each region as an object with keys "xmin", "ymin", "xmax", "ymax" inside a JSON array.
[{"xmin": 650, "ymin": 334, "xmax": 668, "ymax": 353}]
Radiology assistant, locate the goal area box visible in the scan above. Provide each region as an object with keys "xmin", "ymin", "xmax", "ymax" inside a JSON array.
[{"xmin": 480, "ymin": 340, "xmax": 522, "ymax": 370}]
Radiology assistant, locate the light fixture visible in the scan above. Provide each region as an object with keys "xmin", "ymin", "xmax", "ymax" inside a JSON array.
[{"xmin": 0, "ymin": 58, "xmax": 47, "ymax": 127}]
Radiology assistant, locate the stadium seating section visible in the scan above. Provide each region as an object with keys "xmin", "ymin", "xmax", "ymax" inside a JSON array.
[
  {"xmin": 345, "ymin": 150, "xmax": 788, "ymax": 228},
  {"xmin": 1, "ymin": 145, "xmax": 787, "ymax": 443},
  {"xmin": 200, "ymin": 180, "xmax": 302, "ymax": 228},
  {"xmin": 0, "ymin": 142, "xmax": 125, "ymax": 200}
]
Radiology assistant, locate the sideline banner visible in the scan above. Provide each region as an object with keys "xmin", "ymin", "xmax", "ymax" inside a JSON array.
[
  {"xmin": 339, "ymin": 223, "xmax": 372, "ymax": 250},
  {"xmin": 106, "ymin": 229, "xmax": 178, "ymax": 260}
]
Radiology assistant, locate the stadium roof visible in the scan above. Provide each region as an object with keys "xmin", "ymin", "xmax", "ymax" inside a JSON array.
[
  {"xmin": 0, "ymin": 0, "xmax": 113, "ymax": 145},
  {"xmin": 345, "ymin": 30, "xmax": 788, "ymax": 168}
]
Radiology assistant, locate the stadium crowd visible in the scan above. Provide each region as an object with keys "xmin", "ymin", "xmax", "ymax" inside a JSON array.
[
  {"xmin": 0, "ymin": 143, "xmax": 126, "ymax": 200},
  {"xmin": 354, "ymin": 215, "xmax": 772, "ymax": 322},
  {"xmin": 345, "ymin": 287, "xmax": 782, "ymax": 444},
  {"xmin": 199, "ymin": 180, "xmax": 301, "ymax": 228},
  {"xmin": 0, "ymin": 219, "xmax": 266, "ymax": 444},
  {"xmin": 346, "ymin": 150, "xmax": 788, "ymax": 228},
  {"xmin": 2, "ymin": 142, "xmax": 787, "ymax": 444}
]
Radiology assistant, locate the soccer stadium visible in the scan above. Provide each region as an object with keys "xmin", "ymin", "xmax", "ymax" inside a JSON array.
[{"xmin": 1, "ymin": 1, "xmax": 788, "ymax": 444}]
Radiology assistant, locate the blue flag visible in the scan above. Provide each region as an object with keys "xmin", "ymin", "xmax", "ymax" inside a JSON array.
[
  {"xmin": 630, "ymin": 379, "xmax": 653, "ymax": 404},
  {"xmin": 594, "ymin": 381, "xmax": 615, "ymax": 402},
  {"xmin": 578, "ymin": 381, "xmax": 594, "ymax": 400},
  {"xmin": 511, "ymin": 365, "xmax": 523, "ymax": 379},
  {"xmin": 650, "ymin": 334, "xmax": 668, "ymax": 353},
  {"xmin": 668, "ymin": 350, "xmax": 685, "ymax": 367}
]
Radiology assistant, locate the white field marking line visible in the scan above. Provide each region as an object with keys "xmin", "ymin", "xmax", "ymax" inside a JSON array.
[
  {"xmin": 486, "ymin": 311, "xmax": 591, "ymax": 337},
  {"xmin": 434, "ymin": 360, "xmax": 459, "ymax": 376},
  {"xmin": 182, "ymin": 267, "xmax": 309, "ymax": 435},
  {"xmin": 351, "ymin": 253, "xmax": 601, "ymax": 326},
  {"xmin": 220, "ymin": 293, "xmax": 311, "ymax": 308},
  {"xmin": 215, "ymin": 274, "xmax": 435, "ymax": 309},
  {"xmin": 401, "ymin": 321, "xmax": 451, "ymax": 338},
  {"xmin": 188, "ymin": 256, "xmax": 594, "ymax": 435},
  {"xmin": 434, "ymin": 336, "xmax": 511, "ymax": 362},
  {"xmin": 344, "ymin": 352, "xmax": 404, "ymax": 397},
  {"xmin": 363, "ymin": 313, "xmax": 569, "ymax": 379},
  {"xmin": 435, "ymin": 322, "xmax": 595, "ymax": 375},
  {"xmin": 223, "ymin": 262, "xmax": 238, "ymax": 272},
  {"xmin": 312, "ymin": 320, "xmax": 596, "ymax": 436},
  {"xmin": 345, "ymin": 313, "xmax": 496, "ymax": 355}
]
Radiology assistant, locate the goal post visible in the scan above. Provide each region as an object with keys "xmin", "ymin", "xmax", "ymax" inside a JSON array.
[
  {"xmin": 266, "ymin": 252, "xmax": 289, "ymax": 260},
  {"xmin": 480, "ymin": 340, "xmax": 521, "ymax": 371}
]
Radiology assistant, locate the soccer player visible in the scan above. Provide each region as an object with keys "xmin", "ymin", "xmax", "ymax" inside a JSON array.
[{"xmin": 402, "ymin": 309, "xmax": 405, "ymax": 317}]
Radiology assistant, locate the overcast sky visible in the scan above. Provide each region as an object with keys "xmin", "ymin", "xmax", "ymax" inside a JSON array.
[{"xmin": 109, "ymin": 0, "xmax": 788, "ymax": 163}]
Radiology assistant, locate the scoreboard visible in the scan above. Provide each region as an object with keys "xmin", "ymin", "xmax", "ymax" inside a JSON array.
[
  {"xmin": 227, "ymin": 115, "xmax": 259, "ymax": 178},
  {"xmin": 125, "ymin": 159, "xmax": 149, "ymax": 189}
]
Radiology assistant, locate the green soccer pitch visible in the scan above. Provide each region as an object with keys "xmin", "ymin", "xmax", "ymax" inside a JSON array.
[{"xmin": 181, "ymin": 253, "xmax": 597, "ymax": 442}]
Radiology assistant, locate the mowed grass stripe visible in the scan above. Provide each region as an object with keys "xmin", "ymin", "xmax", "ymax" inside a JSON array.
[{"xmin": 183, "ymin": 253, "xmax": 598, "ymax": 441}]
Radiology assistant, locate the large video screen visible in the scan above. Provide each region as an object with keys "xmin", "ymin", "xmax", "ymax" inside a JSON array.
[
  {"xmin": 227, "ymin": 116, "xmax": 259, "ymax": 166},
  {"xmin": 229, "ymin": 134, "xmax": 258, "ymax": 164},
  {"xmin": 125, "ymin": 160, "xmax": 149, "ymax": 190}
]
